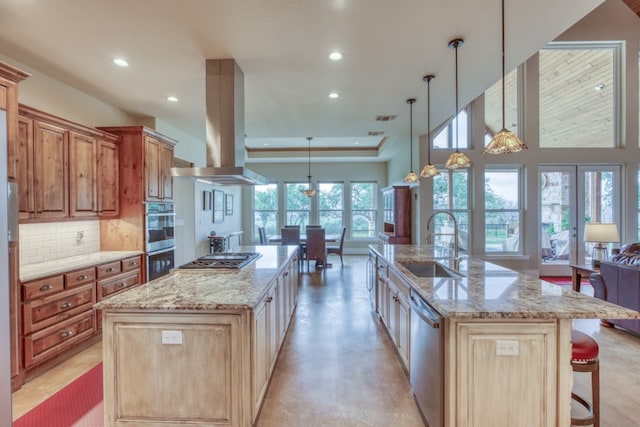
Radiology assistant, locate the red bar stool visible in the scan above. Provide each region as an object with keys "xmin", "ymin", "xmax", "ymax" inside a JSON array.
[{"xmin": 571, "ymin": 330, "xmax": 600, "ymax": 427}]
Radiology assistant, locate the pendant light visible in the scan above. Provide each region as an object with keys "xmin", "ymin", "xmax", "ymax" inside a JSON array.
[
  {"xmin": 420, "ymin": 74, "xmax": 440, "ymax": 178},
  {"xmin": 301, "ymin": 137, "xmax": 317, "ymax": 197},
  {"xmin": 484, "ymin": 0, "xmax": 527, "ymax": 154},
  {"xmin": 404, "ymin": 98, "xmax": 419, "ymax": 183},
  {"xmin": 445, "ymin": 38, "xmax": 473, "ymax": 170}
]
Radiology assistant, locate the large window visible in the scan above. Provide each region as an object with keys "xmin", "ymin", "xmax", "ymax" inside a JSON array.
[
  {"xmin": 484, "ymin": 68, "xmax": 520, "ymax": 145},
  {"xmin": 539, "ymin": 43, "xmax": 619, "ymax": 148},
  {"xmin": 433, "ymin": 108, "xmax": 469, "ymax": 149},
  {"xmin": 285, "ymin": 182, "xmax": 311, "ymax": 227},
  {"xmin": 485, "ymin": 168, "xmax": 522, "ymax": 253},
  {"xmin": 253, "ymin": 183, "xmax": 278, "ymax": 240},
  {"xmin": 432, "ymin": 169, "xmax": 470, "ymax": 255},
  {"xmin": 351, "ymin": 182, "xmax": 377, "ymax": 238},
  {"xmin": 319, "ymin": 182, "xmax": 344, "ymax": 234}
]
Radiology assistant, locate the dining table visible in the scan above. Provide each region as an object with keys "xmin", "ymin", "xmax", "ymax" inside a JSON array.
[{"xmin": 268, "ymin": 234, "xmax": 338, "ymax": 243}]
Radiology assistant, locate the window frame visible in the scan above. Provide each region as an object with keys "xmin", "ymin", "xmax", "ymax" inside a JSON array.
[
  {"xmin": 483, "ymin": 166, "xmax": 524, "ymax": 254},
  {"xmin": 252, "ymin": 183, "xmax": 278, "ymax": 241},
  {"xmin": 350, "ymin": 181, "xmax": 378, "ymax": 240},
  {"xmin": 318, "ymin": 181, "xmax": 345, "ymax": 235}
]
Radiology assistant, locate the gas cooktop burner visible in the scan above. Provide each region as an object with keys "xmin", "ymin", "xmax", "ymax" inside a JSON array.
[{"xmin": 178, "ymin": 252, "xmax": 262, "ymax": 270}]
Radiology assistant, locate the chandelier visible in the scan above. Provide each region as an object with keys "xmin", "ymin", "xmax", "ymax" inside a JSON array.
[{"xmin": 301, "ymin": 136, "xmax": 317, "ymax": 197}]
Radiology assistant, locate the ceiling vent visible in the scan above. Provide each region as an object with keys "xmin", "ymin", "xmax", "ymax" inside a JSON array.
[{"xmin": 375, "ymin": 115, "xmax": 397, "ymax": 122}]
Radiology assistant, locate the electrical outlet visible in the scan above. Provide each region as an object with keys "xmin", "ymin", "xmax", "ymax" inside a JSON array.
[
  {"xmin": 496, "ymin": 340, "xmax": 519, "ymax": 356},
  {"xmin": 161, "ymin": 330, "xmax": 183, "ymax": 345}
]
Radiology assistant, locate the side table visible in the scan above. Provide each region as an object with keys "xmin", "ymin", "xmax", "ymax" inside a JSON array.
[{"xmin": 569, "ymin": 264, "xmax": 599, "ymax": 293}]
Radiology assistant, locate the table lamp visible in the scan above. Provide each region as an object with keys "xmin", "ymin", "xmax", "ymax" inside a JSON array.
[{"xmin": 584, "ymin": 223, "xmax": 619, "ymax": 267}]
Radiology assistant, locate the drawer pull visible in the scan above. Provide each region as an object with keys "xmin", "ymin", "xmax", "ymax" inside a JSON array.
[
  {"xmin": 77, "ymin": 274, "xmax": 88, "ymax": 281},
  {"xmin": 106, "ymin": 267, "xmax": 114, "ymax": 272},
  {"xmin": 60, "ymin": 330, "xmax": 73, "ymax": 338},
  {"xmin": 60, "ymin": 301, "xmax": 72, "ymax": 309},
  {"xmin": 39, "ymin": 284, "xmax": 53, "ymax": 291},
  {"xmin": 129, "ymin": 261, "xmax": 137, "ymax": 266},
  {"xmin": 118, "ymin": 282, "xmax": 126, "ymax": 288}
]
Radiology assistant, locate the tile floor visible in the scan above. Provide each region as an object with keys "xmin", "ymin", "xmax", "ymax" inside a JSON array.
[{"xmin": 12, "ymin": 255, "xmax": 640, "ymax": 426}]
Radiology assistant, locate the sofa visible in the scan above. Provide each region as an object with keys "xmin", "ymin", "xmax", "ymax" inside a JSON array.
[{"xmin": 591, "ymin": 242, "xmax": 640, "ymax": 335}]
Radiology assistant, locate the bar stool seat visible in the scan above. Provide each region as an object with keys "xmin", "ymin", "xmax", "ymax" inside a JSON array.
[{"xmin": 571, "ymin": 330, "xmax": 600, "ymax": 427}]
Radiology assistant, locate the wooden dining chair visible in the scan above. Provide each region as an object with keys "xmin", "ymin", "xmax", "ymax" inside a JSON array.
[
  {"xmin": 258, "ymin": 227, "xmax": 268, "ymax": 245},
  {"xmin": 327, "ymin": 226, "xmax": 347, "ymax": 267},
  {"xmin": 281, "ymin": 227, "xmax": 303, "ymax": 270},
  {"xmin": 305, "ymin": 228, "xmax": 326, "ymax": 272}
]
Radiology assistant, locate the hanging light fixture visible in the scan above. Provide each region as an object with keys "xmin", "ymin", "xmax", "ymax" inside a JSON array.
[
  {"xmin": 445, "ymin": 38, "xmax": 473, "ymax": 170},
  {"xmin": 301, "ymin": 136, "xmax": 317, "ymax": 197},
  {"xmin": 420, "ymin": 74, "xmax": 440, "ymax": 178},
  {"xmin": 404, "ymin": 98, "xmax": 419, "ymax": 183},
  {"xmin": 484, "ymin": 0, "xmax": 527, "ymax": 154}
]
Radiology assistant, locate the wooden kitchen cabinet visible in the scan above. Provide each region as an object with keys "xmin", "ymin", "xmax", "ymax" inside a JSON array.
[
  {"xmin": 69, "ymin": 131, "xmax": 97, "ymax": 217},
  {"xmin": 33, "ymin": 119, "xmax": 69, "ymax": 219},
  {"xmin": 1, "ymin": 61, "xmax": 29, "ymax": 181},
  {"xmin": 145, "ymin": 134, "xmax": 175, "ymax": 201},
  {"xmin": 97, "ymin": 138, "xmax": 119, "ymax": 217},
  {"xmin": 380, "ymin": 185, "xmax": 411, "ymax": 244}
]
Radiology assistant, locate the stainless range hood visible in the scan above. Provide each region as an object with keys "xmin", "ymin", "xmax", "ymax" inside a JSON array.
[{"xmin": 171, "ymin": 59, "xmax": 267, "ymax": 185}]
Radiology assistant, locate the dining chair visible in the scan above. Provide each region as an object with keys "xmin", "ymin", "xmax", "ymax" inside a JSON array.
[
  {"xmin": 305, "ymin": 227, "xmax": 326, "ymax": 272},
  {"xmin": 258, "ymin": 227, "xmax": 268, "ymax": 245},
  {"xmin": 306, "ymin": 225, "xmax": 322, "ymax": 228},
  {"xmin": 327, "ymin": 226, "xmax": 347, "ymax": 267},
  {"xmin": 281, "ymin": 227, "xmax": 303, "ymax": 270},
  {"xmin": 284, "ymin": 225, "xmax": 301, "ymax": 228}
]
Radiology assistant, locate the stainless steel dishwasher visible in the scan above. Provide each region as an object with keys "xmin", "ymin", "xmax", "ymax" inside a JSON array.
[{"xmin": 410, "ymin": 289, "xmax": 444, "ymax": 427}]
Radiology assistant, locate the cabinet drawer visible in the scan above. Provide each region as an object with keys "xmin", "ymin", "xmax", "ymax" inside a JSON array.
[
  {"xmin": 23, "ymin": 283, "xmax": 96, "ymax": 334},
  {"xmin": 64, "ymin": 267, "xmax": 96, "ymax": 288},
  {"xmin": 97, "ymin": 261, "xmax": 121, "ymax": 278},
  {"xmin": 22, "ymin": 275, "xmax": 64, "ymax": 301},
  {"xmin": 121, "ymin": 255, "xmax": 142, "ymax": 272},
  {"xmin": 23, "ymin": 311, "xmax": 95, "ymax": 369},
  {"xmin": 97, "ymin": 270, "xmax": 141, "ymax": 300}
]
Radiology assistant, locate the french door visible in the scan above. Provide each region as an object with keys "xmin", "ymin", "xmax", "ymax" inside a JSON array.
[{"xmin": 538, "ymin": 165, "xmax": 620, "ymax": 276}]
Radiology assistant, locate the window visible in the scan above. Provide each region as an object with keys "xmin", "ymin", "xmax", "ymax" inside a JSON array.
[
  {"xmin": 319, "ymin": 182, "xmax": 344, "ymax": 234},
  {"xmin": 484, "ymin": 68, "xmax": 520, "ymax": 146},
  {"xmin": 432, "ymin": 169, "xmax": 470, "ymax": 255},
  {"xmin": 285, "ymin": 182, "xmax": 311, "ymax": 227},
  {"xmin": 433, "ymin": 108, "xmax": 469, "ymax": 149},
  {"xmin": 539, "ymin": 43, "xmax": 619, "ymax": 148},
  {"xmin": 484, "ymin": 168, "xmax": 522, "ymax": 253},
  {"xmin": 253, "ymin": 184, "xmax": 278, "ymax": 240},
  {"xmin": 351, "ymin": 182, "xmax": 377, "ymax": 238}
]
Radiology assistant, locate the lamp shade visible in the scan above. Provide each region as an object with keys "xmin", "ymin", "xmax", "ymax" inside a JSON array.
[{"xmin": 584, "ymin": 223, "xmax": 619, "ymax": 243}]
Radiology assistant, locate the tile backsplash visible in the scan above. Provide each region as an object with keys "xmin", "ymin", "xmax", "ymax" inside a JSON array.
[{"xmin": 19, "ymin": 221, "xmax": 100, "ymax": 265}]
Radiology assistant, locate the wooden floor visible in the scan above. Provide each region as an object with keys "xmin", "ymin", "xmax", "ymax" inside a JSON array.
[{"xmin": 12, "ymin": 255, "xmax": 640, "ymax": 426}]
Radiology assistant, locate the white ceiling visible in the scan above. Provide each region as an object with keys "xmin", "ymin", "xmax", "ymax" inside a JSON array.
[{"xmin": 0, "ymin": 0, "xmax": 606, "ymax": 163}]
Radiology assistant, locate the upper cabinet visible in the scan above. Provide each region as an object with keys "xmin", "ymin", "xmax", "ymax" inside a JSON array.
[
  {"xmin": 17, "ymin": 105, "xmax": 120, "ymax": 222},
  {"xmin": 98, "ymin": 126, "xmax": 176, "ymax": 203},
  {"xmin": 380, "ymin": 185, "xmax": 411, "ymax": 244}
]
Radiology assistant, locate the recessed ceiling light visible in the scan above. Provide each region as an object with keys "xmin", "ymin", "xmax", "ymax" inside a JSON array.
[
  {"xmin": 329, "ymin": 51, "xmax": 343, "ymax": 61},
  {"xmin": 328, "ymin": 92, "xmax": 339, "ymax": 99},
  {"xmin": 112, "ymin": 58, "xmax": 129, "ymax": 67},
  {"xmin": 354, "ymin": 141, "xmax": 360, "ymax": 145},
  {"xmin": 263, "ymin": 143, "xmax": 270, "ymax": 146},
  {"xmin": 166, "ymin": 95, "xmax": 179, "ymax": 102}
]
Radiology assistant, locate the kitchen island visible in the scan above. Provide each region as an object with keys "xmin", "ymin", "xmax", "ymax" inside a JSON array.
[
  {"xmin": 95, "ymin": 245, "xmax": 299, "ymax": 427},
  {"xmin": 369, "ymin": 244, "xmax": 640, "ymax": 427}
]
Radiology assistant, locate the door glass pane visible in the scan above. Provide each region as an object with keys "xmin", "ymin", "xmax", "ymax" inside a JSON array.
[
  {"xmin": 584, "ymin": 170, "xmax": 616, "ymax": 265},
  {"xmin": 540, "ymin": 171, "xmax": 571, "ymax": 265}
]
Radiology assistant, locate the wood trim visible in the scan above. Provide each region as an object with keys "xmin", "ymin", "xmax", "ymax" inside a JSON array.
[
  {"xmin": 19, "ymin": 104, "xmax": 118, "ymax": 140},
  {"xmin": 97, "ymin": 125, "xmax": 178, "ymax": 146},
  {"xmin": 0, "ymin": 60, "xmax": 30, "ymax": 83}
]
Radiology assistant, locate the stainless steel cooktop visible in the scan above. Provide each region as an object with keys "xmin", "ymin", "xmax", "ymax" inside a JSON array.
[{"xmin": 178, "ymin": 252, "xmax": 261, "ymax": 270}]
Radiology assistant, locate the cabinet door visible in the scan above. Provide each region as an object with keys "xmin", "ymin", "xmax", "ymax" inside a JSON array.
[
  {"xmin": 9, "ymin": 242, "xmax": 23, "ymax": 390},
  {"xmin": 145, "ymin": 136, "xmax": 161, "ymax": 201},
  {"xmin": 69, "ymin": 132, "xmax": 97, "ymax": 217},
  {"xmin": 252, "ymin": 297, "xmax": 269, "ymax": 413},
  {"xmin": 33, "ymin": 120, "xmax": 68, "ymax": 218},
  {"xmin": 97, "ymin": 139, "xmax": 119, "ymax": 217},
  {"xmin": 17, "ymin": 115, "xmax": 33, "ymax": 219},
  {"xmin": 161, "ymin": 142, "xmax": 174, "ymax": 200},
  {"xmin": 396, "ymin": 293, "xmax": 411, "ymax": 370}
]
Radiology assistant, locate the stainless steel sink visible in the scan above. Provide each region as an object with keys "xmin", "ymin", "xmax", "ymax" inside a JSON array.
[{"xmin": 400, "ymin": 261, "xmax": 464, "ymax": 279}]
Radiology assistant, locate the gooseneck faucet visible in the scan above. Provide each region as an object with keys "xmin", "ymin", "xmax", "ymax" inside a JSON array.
[{"xmin": 426, "ymin": 210, "xmax": 459, "ymax": 261}]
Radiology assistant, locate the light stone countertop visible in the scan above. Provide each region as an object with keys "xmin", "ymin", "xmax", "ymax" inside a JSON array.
[
  {"xmin": 370, "ymin": 244, "xmax": 640, "ymax": 321},
  {"xmin": 20, "ymin": 251, "xmax": 144, "ymax": 282},
  {"xmin": 94, "ymin": 245, "xmax": 299, "ymax": 311}
]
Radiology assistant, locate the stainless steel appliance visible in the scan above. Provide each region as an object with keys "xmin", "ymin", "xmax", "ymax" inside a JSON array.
[
  {"xmin": 147, "ymin": 247, "xmax": 175, "ymax": 281},
  {"xmin": 410, "ymin": 289, "xmax": 444, "ymax": 427},
  {"xmin": 179, "ymin": 252, "xmax": 261, "ymax": 270},
  {"xmin": 145, "ymin": 202, "xmax": 175, "ymax": 252}
]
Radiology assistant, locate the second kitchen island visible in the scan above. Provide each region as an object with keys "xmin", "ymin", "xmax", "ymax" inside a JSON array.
[{"xmin": 95, "ymin": 245, "xmax": 299, "ymax": 427}]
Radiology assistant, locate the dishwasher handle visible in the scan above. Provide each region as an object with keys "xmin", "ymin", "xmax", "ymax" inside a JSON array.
[{"xmin": 410, "ymin": 293, "xmax": 441, "ymax": 329}]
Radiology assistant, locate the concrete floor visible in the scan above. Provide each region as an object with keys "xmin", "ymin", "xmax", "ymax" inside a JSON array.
[{"xmin": 12, "ymin": 255, "xmax": 640, "ymax": 426}]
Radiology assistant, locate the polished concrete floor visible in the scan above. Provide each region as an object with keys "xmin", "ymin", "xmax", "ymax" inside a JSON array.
[{"xmin": 11, "ymin": 255, "xmax": 640, "ymax": 426}]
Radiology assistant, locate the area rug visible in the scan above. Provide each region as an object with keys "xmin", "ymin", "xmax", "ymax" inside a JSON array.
[{"xmin": 14, "ymin": 363, "xmax": 104, "ymax": 427}]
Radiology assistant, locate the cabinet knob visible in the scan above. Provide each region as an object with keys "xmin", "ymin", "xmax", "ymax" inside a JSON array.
[
  {"xmin": 60, "ymin": 301, "xmax": 72, "ymax": 309},
  {"xmin": 106, "ymin": 267, "xmax": 114, "ymax": 272},
  {"xmin": 77, "ymin": 275, "xmax": 88, "ymax": 280},
  {"xmin": 118, "ymin": 282, "xmax": 126, "ymax": 288},
  {"xmin": 39, "ymin": 284, "xmax": 53, "ymax": 291},
  {"xmin": 60, "ymin": 330, "xmax": 73, "ymax": 338}
]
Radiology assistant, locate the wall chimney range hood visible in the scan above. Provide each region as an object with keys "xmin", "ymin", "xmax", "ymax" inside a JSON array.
[{"xmin": 171, "ymin": 59, "xmax": 267, "ymax": 185}]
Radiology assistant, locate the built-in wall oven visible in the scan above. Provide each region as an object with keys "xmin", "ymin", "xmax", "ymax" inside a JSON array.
[{"xmin": 145, "ymin": 202, "xmax": 175, "ymax": 280}]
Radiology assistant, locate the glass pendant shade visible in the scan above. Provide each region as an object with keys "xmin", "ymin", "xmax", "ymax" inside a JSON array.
[
  {"xmin": 483, "ymin": 0, "xmax": 527, "ymax": 155},
  {"xmin": 420, "ymin": 74, "xmax": 439, "ymax": 178},
  {"xmin": 404, "ymin": 98, "xmax": 418, "ymax": 183},
  {"xmin": 301, "ymin": 136, "xmax": 316, "ymax": 197},
  {"xmin": 445, "ymin": 39, "xmax": 472, "ymax": 170}
]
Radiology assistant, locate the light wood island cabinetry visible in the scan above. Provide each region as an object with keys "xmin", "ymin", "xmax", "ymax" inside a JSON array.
[{"xmin": 98, "ymin": 246, "xmax": 299, "ymax": 427}]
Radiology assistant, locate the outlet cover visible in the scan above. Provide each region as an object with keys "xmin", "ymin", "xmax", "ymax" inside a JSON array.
[
  {"xmin": 161, "ymin": 330, "xmax": 183, "ymax": 345},
  {"xmin": 496, "ymin": 340, "xmax": 519, "ymax": 356}
]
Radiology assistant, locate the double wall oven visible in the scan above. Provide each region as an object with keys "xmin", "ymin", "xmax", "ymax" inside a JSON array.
[{"xmin": 145, "ymin": 202, "xmax": 175, "ymax": 280}]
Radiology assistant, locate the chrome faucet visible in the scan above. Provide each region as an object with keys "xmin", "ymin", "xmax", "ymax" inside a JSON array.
[{"xmin": 426, "ymin": 210, "xmax": 459, "ymax": 262}]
